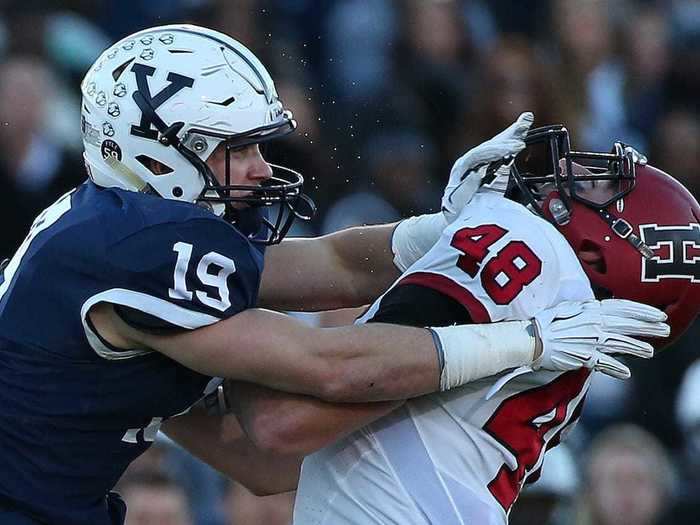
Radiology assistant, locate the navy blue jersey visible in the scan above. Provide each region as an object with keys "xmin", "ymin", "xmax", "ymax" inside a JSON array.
[{"xmin": 0, "ymin": 181, "xmax": 265, "ymax": 524}]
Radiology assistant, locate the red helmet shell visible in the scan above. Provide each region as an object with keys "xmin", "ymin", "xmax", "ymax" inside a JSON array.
[{"xmin": 543, "ymin": 164, "xmax": 700, "ymax": 348}]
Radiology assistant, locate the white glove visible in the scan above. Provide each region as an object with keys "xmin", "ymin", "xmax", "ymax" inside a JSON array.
[
  {"xmin": 441, "ymin": 111, "xmax": 534, "ymax": 223},
  {"xmin": 391, "ymin": 112, "xmax": 534, "ymax": 272},
  {"xmin": 532, "ymin": 299, "xmax": 669, "ymax": 379}
]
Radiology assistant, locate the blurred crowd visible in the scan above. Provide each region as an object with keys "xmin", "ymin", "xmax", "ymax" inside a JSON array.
[{"xmin": 0, "ymin": 0, "xmax": 698, "ymax": 524}]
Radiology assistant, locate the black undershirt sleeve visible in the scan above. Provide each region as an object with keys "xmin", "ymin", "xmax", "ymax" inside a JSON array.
[{"xmin": 366, "ymin": 283, "xmax": 474, "ymax": 328}]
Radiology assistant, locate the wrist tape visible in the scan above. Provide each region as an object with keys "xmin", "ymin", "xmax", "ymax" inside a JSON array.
[{"xmin": 430, "ymin": 321, "xmax": 536, "ymax": 391}]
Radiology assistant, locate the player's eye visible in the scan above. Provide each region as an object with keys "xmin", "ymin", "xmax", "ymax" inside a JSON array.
[{"xmin": 227, "ymin": 143, "xmax": 261, "ymax": 156}]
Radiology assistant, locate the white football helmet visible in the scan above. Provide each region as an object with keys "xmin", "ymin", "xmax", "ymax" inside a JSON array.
[{"xmin": 80, "ymin": 24, "xmax": 313, "ymax": 243}]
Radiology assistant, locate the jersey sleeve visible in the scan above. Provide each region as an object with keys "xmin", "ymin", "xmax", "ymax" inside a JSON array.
[
  {"xmin": 366, "ymin": 283, "xmax": 474, "ymax": 327},
  {"xmin": 80, "ymin": 216, "xmax": 263, "ymax": 359}
]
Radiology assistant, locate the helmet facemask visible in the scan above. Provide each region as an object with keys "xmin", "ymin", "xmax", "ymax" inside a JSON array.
[{"xmin": 508, "ymin": 125, "xmax": 652, "ymax": 257}]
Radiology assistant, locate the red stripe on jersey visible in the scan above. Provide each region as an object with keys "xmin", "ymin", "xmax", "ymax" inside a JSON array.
[{"xmin": 397, "ymin": 272, "xmax": 492, "ymax": 323}]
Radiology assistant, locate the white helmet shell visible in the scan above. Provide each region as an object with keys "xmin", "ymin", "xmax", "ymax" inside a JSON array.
[{"xmin": 80, "ymin": 24, "xmax": 290, "ymax": 209}]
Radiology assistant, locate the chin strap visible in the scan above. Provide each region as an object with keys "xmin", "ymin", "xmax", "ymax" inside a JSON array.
[{"xmin": 595, "ymin": 208, "xmax": 654, "ymax": 259}]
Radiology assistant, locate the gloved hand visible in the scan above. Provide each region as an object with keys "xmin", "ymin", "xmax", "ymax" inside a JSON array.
[
  {"xmin": 441, "ymin": 111, "xmax": 534, "ymax": 223},
  {"xmin": 391, "ymin": 112, "xmax": 534, "ymax": 272},
  {"xmin": 532, "ymin": 299, "xmax": 669, "ymax": 379}
]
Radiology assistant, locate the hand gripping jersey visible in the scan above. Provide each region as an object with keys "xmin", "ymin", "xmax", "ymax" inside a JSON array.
[
  {"xmin": 0, "ymin": 182, "xmax": 264, "ymax": 525},
  {"xmin": 294, "ymin": 191, "xmax": 595, "ymax": 525}
]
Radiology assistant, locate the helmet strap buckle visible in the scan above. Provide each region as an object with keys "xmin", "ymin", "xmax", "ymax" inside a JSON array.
[
  {"xmin": 596, "ymin": 208, "xmax": 654, "ymax": 259},
  {"xmin": 612, "ymin": 218, "xmax": 633, "ymax": 239}
]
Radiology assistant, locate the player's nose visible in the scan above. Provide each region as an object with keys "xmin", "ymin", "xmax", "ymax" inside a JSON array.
[{"xmin": 247, "ymin": 149, "xmax": 273, "ymax": 182}]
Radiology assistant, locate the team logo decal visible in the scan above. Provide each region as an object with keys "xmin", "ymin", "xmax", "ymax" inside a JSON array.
[
  {"xmin": 140, "ymin": 48, "xmax": 155, "ymax": 61},
  {"xmin": 107, "ymin": 102, "xmax": 121, "ymax": 118},
  {"xmin": 113, "ymin": 83, "xmax": 127, "ymax": 97},
  {"xmin": 640, "ymin": 223, "xmax": 700, "ymax": 282},
  {"xmin": 129, "ymin": 63, "xmax": 194, "ymax": 141},
  {"xmin": 101, "ymin": 139, "xmax": 122, "ymax": 161}
]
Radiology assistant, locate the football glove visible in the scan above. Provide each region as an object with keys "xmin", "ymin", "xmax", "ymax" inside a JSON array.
[
  {"xmin": 485, "ymin": 298, "xmax": 669, "ymax": 399},
  {"xmin": 441, "ymin": 111, "xmax": 534, "ymax": 224},
  {"xmin": 532, "ymin": 299, "xmax": 669, "ymax": 379},
  {"xmin": 392, "ymin": 112, "xmax": 535, "ymax": 272}
]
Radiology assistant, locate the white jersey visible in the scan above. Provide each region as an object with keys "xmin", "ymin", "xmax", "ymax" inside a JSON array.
[{"xmin": 294, "ymin": 192, "xmax": 595, "ymax": 525}]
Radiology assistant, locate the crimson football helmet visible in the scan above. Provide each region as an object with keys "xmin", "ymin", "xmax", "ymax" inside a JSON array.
[{"xmin": 508, "ymin": 125, "xmax": 700, "ymax": 347}]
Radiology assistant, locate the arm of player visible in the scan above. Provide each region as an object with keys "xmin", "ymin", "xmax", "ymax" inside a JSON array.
[
  {"xmin": 226, "ymin": 380, "xmax": 403, "ymax": 456},
  {"xmin": 259, "ymin": 223, "xmax": 400, "ymax": 311},
  {"xmin": 90, "ymin": 302, "xmax": 442, "ymax": 401},
  {"xmin": 161, "ymin": 407, "xmax": 302, "ymax": 496},
  {"xmin": 89, "ymin": 298, "xmax": 665, "ymax": 402}
]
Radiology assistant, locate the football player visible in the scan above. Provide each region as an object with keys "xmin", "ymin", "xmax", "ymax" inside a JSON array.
[
  {"xmin": 0, "ymin": 25, "xmax": 667, "ymax": 525},
  {"xmin": 226, "ymin": 127, "xmax": 698, "ymax": 524}
]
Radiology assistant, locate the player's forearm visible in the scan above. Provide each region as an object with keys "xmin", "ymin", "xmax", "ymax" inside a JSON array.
[
  {"xmin": 322, "ymin": 223, "xmax": 401, "ymax": 305},
  {"xmin": 145, "ymin": 309, "xmax": 440, "ymax": 402},
  {"xmin": 228, "ymin": 380, "xmax": 403, "ymax": 456},
  {"xmin": 265, "ymin": 320, "xmax": 440, "ymax": 402},
  {"xmin": 259, "ymin": 223, "xmax": 400, "ymax": 311},
  {"xmin": 244, "ymin": 316, "xmax": 440, "ymax": 402},
  {"xmin": 162, "ymin": 409, "xmax": 301, "ymax": 496}
]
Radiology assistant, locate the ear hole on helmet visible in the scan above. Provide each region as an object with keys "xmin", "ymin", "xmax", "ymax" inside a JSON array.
[
  {"xmin": 136, "ymin": 155, "xmax": 174, "ymax": 175},
  {"xmin": 112, "ymin": 58, "xmax": 135, "ymax": 81},
  {"xmin": 578, "ymin": 240, "xmax": 606, "ymax": 274}
]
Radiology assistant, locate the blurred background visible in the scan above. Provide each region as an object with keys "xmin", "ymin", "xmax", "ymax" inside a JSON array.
[{"xmin": 0, "ymin": 0, "xmax": 698, "ymax": 524}]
